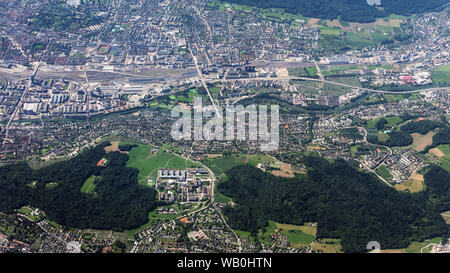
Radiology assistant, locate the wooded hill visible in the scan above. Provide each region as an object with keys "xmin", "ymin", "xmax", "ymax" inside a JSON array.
[
  {"xmin": 218, "ymin": 157, "xmax": 449, "ymax": 252},
  {"xmin": 0, "ymin": 143, "xmax": 158, "ymax": 231}
]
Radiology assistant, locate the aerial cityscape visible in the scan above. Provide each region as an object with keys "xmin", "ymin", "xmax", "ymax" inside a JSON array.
[{"xmin": 0, "ymin": 0, "xmax": 449, "ymax": 258}]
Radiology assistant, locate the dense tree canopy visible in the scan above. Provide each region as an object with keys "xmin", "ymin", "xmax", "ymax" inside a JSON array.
[
  {"xmin": 218, "ymin": 157, "xmax": 449, "ymax": 252},
  {"xmin": 0, "ymin": 143, "xmax": 157, "ymax": 231},
  {"xmin": 432, "ymin": 127, "xmax": 450, "ymax": 147},
  {"xmin": 368, "ymin": 131, "xmax": 413, "ymax": 147},
  {"xmin": 118, "ymin": 144, "xmax": 138, "ymax": 152},
  {"xmin": 400, "ymin": 120, "xmax": 441, "ymax": 135}
]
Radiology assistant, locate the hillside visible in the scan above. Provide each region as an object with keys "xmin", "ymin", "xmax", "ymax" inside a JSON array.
[
  {"xmin": 0, "ymin": 143, "xmax": 158, "ymax": 231},
  {"xmin": 218, "ymin": 157, "xmax": 449, "ymax": 252},
  {"xmin": 222, "ymin": 0, "xmax": 448, "ymax": 22}
]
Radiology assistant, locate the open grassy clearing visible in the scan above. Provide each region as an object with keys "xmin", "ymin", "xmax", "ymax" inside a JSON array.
[
  {"xmin": 433, "ymin": 144, "xmax": 450, "ymax": 173},
  {"xmin": 432, "ymin": 64, "xmax": 450, "ymax": 85},
  {"xmin": 81, "ymin": 175, "xmax": 97, "ymax": 194},
  {"xmin": 234, "ymin": 220, "xmax": 320, "ymax": 250},
  {"xmin": 441, "ymin": 211, "xmax": 450, "ymax": 225},
  {"xmin": 404, "ymin": 237, "xmax": 441, "ymax": 253},
  {"xmin": 320, "ymin": 26, "xmax": 341, "ymax": 35},
  {"xmin": 310, "ymin": 238, "xmax": 342, "ymax": 253},
  {"xmin": 125, "ymin": 143, "xmax": 199, "ymax": 186},
  {"xmin": 367, "ymin": 116, "xmax": 403, "ymax": 129}
]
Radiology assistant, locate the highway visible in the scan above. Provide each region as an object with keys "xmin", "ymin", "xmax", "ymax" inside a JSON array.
[{"xmin": 211, "ymin": 75, "xmax": 450, "ymax": 94}]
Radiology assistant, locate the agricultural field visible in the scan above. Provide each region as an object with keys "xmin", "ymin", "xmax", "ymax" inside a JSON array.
[
  {"xmin": 394, "ymin": 173, "xmax": 425, "ymax": 193},
  {"xmin": 234, "ymin": 220, "xmax": 326, "ymax": 251},
  {"xmin": 320, "ymin": 26, "xmax": 341, "ymax": 36},
  {"xmin": 310, "ymin": 238, "xmax": 342, "ymax": 253},
  {"xmin": 435, "ymin": 144, "xmax": 450, "ymax": 173},
  {"xmin": 409, "ymin": 131, "xmax": 436, "ymax": 152},
  {"xmin": 276, "ymin": 223, "xmax": 316, "ymax": 248}
]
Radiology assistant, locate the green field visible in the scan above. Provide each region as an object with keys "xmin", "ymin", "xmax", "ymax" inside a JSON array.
[
  {"xmin": 276, "ymin": 223, "xmax": 316, "ymax": 248},
  {"xmin": 320, "ymin": 27, "xmax": 341, "ymax": 36},
  {"xmin": 203, "ymin": 156, "xmax": 246, "ymax": 176},
  {"xmin": 125, "ymin": 143, "xmax": 199, "ymax": 186},
  {"xmin": 377, "ymin": 132, "xmax": 390, "ymax": 142},
  {"xmin": 282, "ymin": 230, "xmax": 315, "ymax": 247},
  {"xmin": 350, "ymin": 145, "xmax": 360, "ymax": 157},
  {"xmin": 245, "ymin": 154, "xmax": 274, "ymax": 167},
  {"xmin": 234, "ymin": 229, "xmax": 256, "ymax": 243},
  {"xmin": 404, "ymin": 237, "xmax": 441, "ymax": 253},
  {"xmin": 437, "ymin": 144, "xmax": 450, "ymax": 172},
  {"xmin": 235, "ymin": 220, "xmax": 318, "ymax": 249},
  {"xmin": 432, "ymin": 64, "xmax": 450, "ymax": 85},
  {"xmin": 80, "ymin": 176, "xmax": 97, "ymax": 194},
  {"xmin": 375, "ymin": 165, "xmax": 393, "ymax": 181},
  {"xmin": 383, "ymin": 94, "xmax": 407, "ymax": 102},
  {"xmin": 367, "ymin": 116, "xmax": 403, "ymax": 129}
]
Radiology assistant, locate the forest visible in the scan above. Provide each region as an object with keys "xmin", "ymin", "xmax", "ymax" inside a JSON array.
[
  {"xmin": 218, "ymin": 157, "xmax": 449, "ymax": 252},
  {"xmin": 223, "ymin": 0, "xmax": 448, "ymax": 23},
  {"xmin": 0, "ymin": 143, "xmax": 158, "ymax": 231},
  {"xmin": 118, "ymin": 144, "xmax": 138, "ymax": 152},
  {"xmin": 367, "ymin": 131, "xmax": 413, "ymax": 147},
  {"xmin": 400, "ymin": 120, "xmax": 441, "ymax": 135},
  {"xmin": 431, "ymin": 127, "xmax": 450, "ymax": 147}
]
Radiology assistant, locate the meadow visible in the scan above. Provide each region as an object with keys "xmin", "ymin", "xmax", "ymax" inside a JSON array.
[
  {"xmin": 124, "ymin": 143, "xmax": 199, "ymax": 186},
  {"xmin": 432, "ymin": 64, "xmax": 450, "ymax": 85}
]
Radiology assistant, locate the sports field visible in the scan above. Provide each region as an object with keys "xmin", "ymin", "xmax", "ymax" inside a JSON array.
[{"xmin": 375, "ymin": 165, "xmax": 393, "ymax": 181}]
